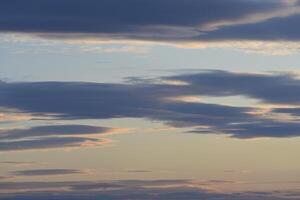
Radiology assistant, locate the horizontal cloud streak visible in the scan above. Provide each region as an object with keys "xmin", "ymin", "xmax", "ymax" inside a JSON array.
[
  {"xmin": 165, "ymin": 70, "xmax": 300, "ymax": 104},
  {"xmin": 0, "ymin": 0, "xmax": 281, "ymax": 32},
  {"xmin": 197, "ymin": 13, "xmax": 300, "ymax": 41},
  {"xmin": 192, "ymin": 121, "xmax": 300, "ymax": 139},
  {"xmin": 1, "ymin": 0, "xmax": 300, "ymax": 44},
  {"xmin": 0, "ymin": 179, "xmax": 298, "ymax": 200},
  {"xmin": 2, "ymin": 71, "xmax": 300, "ymax": 140},
  {"xmin": 0, "ymin": 137, "xmax": 104, "ymax": 152},
  {"xmin": 12, "ymin": 169, "xmax": 85, "ymax": 176},
  {"xmin": 0, "ymin": 125, "xmax": 112, "ymax": 140},
  {"xmin": 0, "ymin": 125, "xmax": 113, "ymax": 151}
]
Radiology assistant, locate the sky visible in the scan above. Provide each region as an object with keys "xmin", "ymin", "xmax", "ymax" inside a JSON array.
[{"xmin": 1, "ymin": 0, "xmax": 300, "ymax": 199}]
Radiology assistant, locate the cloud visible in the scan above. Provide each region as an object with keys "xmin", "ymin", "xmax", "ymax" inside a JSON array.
[
  {"xmin": 0, "ymin": 78, "xmax": 254, "ymax": 132},
  {"xmin": 0, "ymin": 125, "xmax": 112, "ymax": 140},
  {"xmin": 2, "ymin": 71, "xmax": 300, "ymax": 140},
  {"xmin": 0, "ymin": 0, "xmax": 283, "ymax": 34},
  {"xmin": 191, "ymin": 121, "xmax": 300, "ymax": 139},
  {"xmin": 165, "ymin": 70, "xmax": 300, "ymax": 104},
  {"xmin": 0, "ymin": 179, "xmax": 189, "ymax": 192},
  {"xmin": 196, "ymin": 12, "xmax": 300, "ymax": 41},
  {"xmin": 0, "ymin": 137, "xmax": 107, "ymax": 152},
  {"xmin": 0, "ymin": 161, "xmax": 38, "ymax": 169},
  {"xmin": 1, "ymin": 0, "xmax": 300, "ymax": 48},
  {"xmin": 0, "ymin": 179, "xmax": 298, "ymax": 200},
  {"xmin": 11, "ymin": 169, "xmax": 85, "ymax": 177},
  {"xmin": 273, "ymin": 107, "xmax": 300, "ymax": 116},
  {"xmin": 0, "ymin": 125, "xmax": 114, "ymax": 151},
  {"xmin": 126, "ymin": 170, "xmax": 152, "ymax": 173}
]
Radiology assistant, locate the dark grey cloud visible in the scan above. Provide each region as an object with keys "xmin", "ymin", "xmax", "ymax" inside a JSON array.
[
  {"xmin": 0, "ymin": 0, "xmax": 280, "ymax": 31},
  {"xmin": 0, "ymin": 0, "xmax": 276, "ymax": 30},
  {"xmin": 12, "ymin": 169, "xmax": 85, "ymax": 176},
  {"xmin": 227, "ymin": 121, "xmax": 300, "ymax": 139},
  {"xmin": 0, "ymin": 82, "xmax": 158, "ymax": 119},
  {"xmin": 1, "ymin": 0, "xmax": 298, "ymax": 42},
  {"xmin": 0, "ymin": 80, "xmax": 252, "ymax": 123},
  {"xmin": 166, "ymin": 70, "xmax": 300, "ymax": 104},
  {"xmin": 0, "ymin": 137, "xmax": 102, "ymax": 152},
  {"xmin": 0, "ymin": 78, "xmax": 255, "ymax": 138},
  {"xmin": 196, "ymin": 13, "xmax": 300, "ymax": 41},
  {"xmin": 0, "ymin": 179, "xmax": 187, "ymax": 191},
  {"xmin": 0, "ymin": 125, "xmax": 113, "ymax": 151},
  {"xmin": 273, "ymin": 107, "xmax": 300, "ymax": 116},
  {"xmin": 0, "ymin": 125, "xmax": 111, "ymax": 140},
  {"xmin": 0, "ymin": 179, "xmax": 298, "ymax": 200},
  {"xmin": 2, "ymin": 71, "xmax": 300, "ymax": 140},
  {"xmin": 191, "ymin": 121, "xmax": 300, "ymax": 139}
]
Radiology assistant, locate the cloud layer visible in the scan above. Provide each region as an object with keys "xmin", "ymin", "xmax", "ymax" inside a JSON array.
[
  {"xmin": 2, "ymin": 70, "xmax": 300, "ymax": 144},
  {"xmin": 1, "ymin": 0, "xmax": 300, "ymax": 43},
  {"xmin": 0, "ymin": 179, "xmax": 298, "ymax": 200}
]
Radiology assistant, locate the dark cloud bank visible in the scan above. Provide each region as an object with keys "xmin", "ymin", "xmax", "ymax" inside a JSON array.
[
  {"xmin": 2, "ymin": 70, "xmax": 300, "ymax": 152},
  {"xmin": 1, "ymin": 0, "xmax": 300, "ymax": 42},
  {"xmin": 0, "ymin": 179, "xmax": 299, "ymax": 200}
]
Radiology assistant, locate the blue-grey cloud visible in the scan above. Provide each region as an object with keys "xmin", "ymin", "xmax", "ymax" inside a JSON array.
[
  {"xmin": 12, "ymin": 169, "xmax": 85, "ymax": 176},
  {"xmin": 0, "ymin": 179, "xmax": 298, "ymax": 200},
  {"xmin": 2, "ymin": 71, "xmax": 300, "ymax": 139},
  {"xmin": 1, "ymin": 0, "xmax": 299, "ymax": 42},
  {"xmin": 0, "ymin": 179, "xmax": 187, "ymax": 191},
  {"xmin": 228, "ymin": 121, "xmax": 300, "ymax": 139},
  {"xmin": 0, "ymin": 125, "xmax": 113, "ymax": 151},
  {"xmin": 196, "ymin": 13, "xmax": 300, "ymax": 41},
  {"xmin": 0, "ymin": 0, "xmax": 280, "ymax": 30},
  {"xmin": 165, "ymin": 70, "xmax": 300, "ymax": 104},
  {"xmin": 0, "ymin": 137, "xmax": 102, "ymax": 152},
  {"xmin": 273, "ymin": 107, "xmax": 300, "ymax": 117},
  {"xmin": 191, "ymin": 121, "xmax": 300, "ymax": 139},
  {"xmin": 0, "ymin": 125, "xmax": 111, "ymax": 140},
  {"xmin": 0, "ymin": 80, "xmax": 252, "ymax": 123}
]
